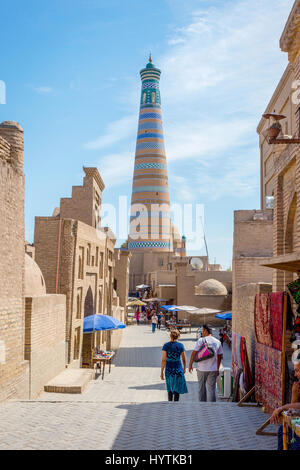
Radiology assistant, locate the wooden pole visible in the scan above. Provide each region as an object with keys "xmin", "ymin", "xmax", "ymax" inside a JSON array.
[
  {"xmin": 237, "ymin": 386, "xmax": 257, "ymax": 407},
  {"xmin": 283, "ymin": 416, "xmax": 289, "ymax": 450},
  {"xmin": 256, "ymin": 417, "xmax": 277, "ymax": 436}
]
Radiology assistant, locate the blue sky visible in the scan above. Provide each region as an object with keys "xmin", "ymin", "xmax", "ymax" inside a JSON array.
[{"xmin": 0, "ymin": 0, "xmax": 294, "ymax": 268}]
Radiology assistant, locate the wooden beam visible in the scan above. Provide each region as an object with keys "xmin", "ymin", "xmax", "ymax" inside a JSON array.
[
  {"xmin": 256, "ymin": 417, "xmax": 278, "ymax": 436},
  {"xmin": 237, "ymin": 386, "xmax": 257, "ymax": 407}
]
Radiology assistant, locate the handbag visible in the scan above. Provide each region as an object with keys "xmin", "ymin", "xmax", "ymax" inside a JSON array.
[{"xmin": 194, "ymin": 339, "xmax": 215, "ymax": 362}]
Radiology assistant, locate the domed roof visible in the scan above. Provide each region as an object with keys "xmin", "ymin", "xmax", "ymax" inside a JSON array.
[
  {"xmin": 196, "ymin": 279, "xmax": 228, "ymax": 296},
  {"xmin": 25, "ymin": 253, "xmax": 46, "ymax": 297},
  {"xmin": 146, "ymin": 62, "xmax": 155, "ymax": 69}
]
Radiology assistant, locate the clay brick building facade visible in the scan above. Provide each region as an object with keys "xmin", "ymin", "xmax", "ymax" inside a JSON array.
[
  {"xmin": 0, "ymin": 121, "xmax": 29, "ymax": 401},
  {"xmin": 232, "ymin": 210, "xmax": 273, "ymax": 370},
  {"xmin": 175, "ymin": 257, "xmax": 232, "ymax": 325},
  {"xmin": 232, "ymin": 0, "xmax": 300, "ymax": 372},
  {"xmin": 34, "ymin": 168, "xmax": 125, "ymax": 367},
  {"xmin": 259, "ymin": 0, "xmax": 300, "ymax": 289},
  {"xmin": 0, "ymin": 121, "xmax": 67, "ymax": 401}
]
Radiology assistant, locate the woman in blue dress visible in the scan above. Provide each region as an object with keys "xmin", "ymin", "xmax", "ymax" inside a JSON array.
[{"xmin": 161, "ymin": 329, "xmax": 188, "ymax": 401}]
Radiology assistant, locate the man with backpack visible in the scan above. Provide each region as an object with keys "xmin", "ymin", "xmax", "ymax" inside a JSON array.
[{"xmin": 189, "ymin": 324, "xmax": 223, "ymax": 402}]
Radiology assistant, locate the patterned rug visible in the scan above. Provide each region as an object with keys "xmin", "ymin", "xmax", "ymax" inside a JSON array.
[
  {"xmin": 269, "ymin": 292, "xmax": 284, "ymax": 351},
  {"xmin": 254, "ymin": 293, "xmax": 272, "ymax": 347},
  {"xmin": 255, "ymin": 342, "xmax": 282, "ymax": 414},
  {"xmin": 241, "ymin": 336, "xmax": 253, "ymax": 392}
]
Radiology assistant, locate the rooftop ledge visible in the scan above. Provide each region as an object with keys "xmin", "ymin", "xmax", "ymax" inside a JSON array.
[{"xmin": 260, "ymin": 252, "xmax": 300, "ymax": 273}]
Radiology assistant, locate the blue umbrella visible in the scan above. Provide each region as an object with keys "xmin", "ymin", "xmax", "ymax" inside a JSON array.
[
  {"xmin": 215, "ymin": 312, "xmax": 232, "ymax": 321},
  {"xmin": 83, "ymin": 314, "xmax": 126, "ymax": 333},
  {"xmin": 160, "ymin": 305, "xmax": 178, "ymax": 311}
]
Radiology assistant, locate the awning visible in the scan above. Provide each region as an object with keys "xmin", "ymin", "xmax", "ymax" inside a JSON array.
[
  {"xmin": 136, "ymin": 284, "xmax": 150, "ymax": 289},
  {"xmin": 176, "ymin": 306, "xmax": 222, "ymax": 314},
  {"xmin": 145, "ymin": 298, "xmax": 168, "ymax": 302},
  {"xmin": 127, "ymin": 300, "xmax": 147, "ymax": 307},
  {"xmin": 215, "ymin": 312, "xmax": 232, "ymax": 320},
  {"xmin": 161, "ymin": 305, "xmax": 179, "ymax": 311},
  {"xmin": 260, "ymin": 253, "xmax": 300, "ymax": 273},
  {"xmin": 83, "ymin": 314, "xmax": 126, "ymax": 333}
]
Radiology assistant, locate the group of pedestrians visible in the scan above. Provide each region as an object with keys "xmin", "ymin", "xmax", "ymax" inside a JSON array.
[
  {"xmin": 161, "ymin": 324, "xmax": 223, "ymax": 402},
  {"xmin": 135, "ymin": 309, "xmax": 163, "ymax": 332},
  {"xmin": 151, "ymin": 312, "xmax": 163, "ymax": 332}
]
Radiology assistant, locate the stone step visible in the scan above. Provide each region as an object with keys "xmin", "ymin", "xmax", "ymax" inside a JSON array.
[{"xmin": 44, "ymin": 369, "xmax": 94, "ymax": 394}]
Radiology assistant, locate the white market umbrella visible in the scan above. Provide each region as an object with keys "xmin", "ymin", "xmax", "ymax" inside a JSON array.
[
  {"xmin": 191, "ymin": 308, "xmax": 222, "ymax": 315},
  {"xmin": 176, "ymin": 306, "xmax": 222, "ymax": 314}
]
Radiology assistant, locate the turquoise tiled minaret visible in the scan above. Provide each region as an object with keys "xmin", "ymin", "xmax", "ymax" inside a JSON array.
[{"xmin": 128, "ymin": 56, "xmax": 171, "ymax": 252}]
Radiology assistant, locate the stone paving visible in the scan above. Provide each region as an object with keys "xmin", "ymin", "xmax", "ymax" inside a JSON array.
[{"xmin": 0, "ymin": 325, "xmax": 278, "ymax": 450}]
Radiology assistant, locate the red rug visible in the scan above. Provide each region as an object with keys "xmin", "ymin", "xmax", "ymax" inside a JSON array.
[
  {"xmin": 254, "ymin": 293, "xmax": 272, "ymax": 347},
  {"xmin": 255, "ymin": 342, "xmax": 282, "ymax": 413},
  {"xmin": 269, "ymin": 292, "xmax": 284, "ymax": 351}
]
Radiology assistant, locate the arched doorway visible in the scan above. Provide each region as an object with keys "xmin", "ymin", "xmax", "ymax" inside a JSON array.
[{"xmin": 84, "ymin": 286, "xmax": 94, "ymax": 317}]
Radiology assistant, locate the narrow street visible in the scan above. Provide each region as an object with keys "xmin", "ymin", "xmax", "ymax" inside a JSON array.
[{"xmin": 0, "ymin": 325, "xmax": 278, "ymax": 450}]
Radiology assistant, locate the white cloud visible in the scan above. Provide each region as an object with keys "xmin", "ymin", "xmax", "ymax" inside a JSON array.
[
  {"xmin": 160, "ymin": 0, "xmax": 293, "ymax": 104},
  {"xmin": 34, "ymin": 86, "xmax": 54, "ymax": 94},
  {"xmin": 97, "ymin": 151, "xmax": 134, "ymax": 188},
  {"xmin": 195, "ymin": 150, "xmax": 260, "ymax": 200},
  {"xmin": 85, "ymin": 115, "xmax": 137, "ymax": 150},
  {"xmin": 165, "ymin": 117, "xmax": 255, "ymax": 163},
  {"xmin": 83, "ymin": 0, "xmax": 294, "ymax": 201}
]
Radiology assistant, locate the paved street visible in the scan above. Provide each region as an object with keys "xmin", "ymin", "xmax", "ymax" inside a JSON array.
[{"xmin": 0, "ymin": 325, "xmax": 278, "ymax": 450}]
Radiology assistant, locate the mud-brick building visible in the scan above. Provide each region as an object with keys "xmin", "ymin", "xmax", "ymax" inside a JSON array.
[
  {"xmin": 232, "ymin": 0, "xmax": 300, "ymax": 373},
  {"xmin": 34, "ymin": 168, "xmax": 125, "ymax": 368},
  {"xmin": 261, "ymin": 0, "xmax": 300, "ymax": 290},
  {"xmin": 0, "ymin": 121, "xmax": 67, "ymax": 401},
  {"xmin": 0, "ymin": 121, "xmax": 29, "ymax": 401}
]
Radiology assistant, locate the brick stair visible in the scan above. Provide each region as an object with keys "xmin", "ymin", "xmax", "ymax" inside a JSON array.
[{"xmin": 44, "ymin": 368, "xmax": 94, "ymax": 394}]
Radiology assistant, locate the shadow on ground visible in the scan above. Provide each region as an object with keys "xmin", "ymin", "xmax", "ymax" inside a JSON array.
[{"xmin": 111, "ymin": 401, "xmax": 278, "ymax": 450}]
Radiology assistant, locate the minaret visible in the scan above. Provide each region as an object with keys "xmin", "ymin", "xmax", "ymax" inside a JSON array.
[{"xmin": 128, "ymin": 56, "xmax": 171, "ymax": 252}]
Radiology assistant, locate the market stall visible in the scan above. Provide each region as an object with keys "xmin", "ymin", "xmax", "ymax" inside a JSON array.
[
  {"xmin": 215, "ymin": 312, "xmax": 232, "ymax": 346},
  {"xmin": 247, "ymin": 255, "xmax": 300, "ymax": 440},
  {"xmin": 126, "ymin": 299, "xmax": 147, "ymax": 324},
  {"xmin": 82, "ymin": 314, "xmax": 125, "ymax": 379},
  {"xmin": 282, "ymin": 410, "xmax": 300, "ymax": 450}
]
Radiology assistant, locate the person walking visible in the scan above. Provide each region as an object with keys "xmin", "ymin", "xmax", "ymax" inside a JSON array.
[
  {"xmin": 151, "ymin": 313, "xmax": 158, "ymax": 333},
  {"xmin": 189, "ymin": 324, "xmax": 223, "ymax": 402},
  {"xmin": 161, "ymin": 329, "xmax": 188, "ymax": 401},
  {"xmin": 135, "ymin": 309, "xmax": 140, "ymax": 325},
  {"xmin": 157, "ymin": 312, "xmax": 162, "ymax": 330}
]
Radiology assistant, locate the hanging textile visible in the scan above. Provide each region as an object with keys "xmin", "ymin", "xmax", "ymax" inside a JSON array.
[
  {"xmin": 232, "ymin": 368, "xmax": 243, "ymax": 402},
  {"xmin": 241, "ymin": 336, "xmax": 253, "ymax": 392},
  {"xmin": 255, "ymin": 342, "xmax": 282, "ymax": 414},
  {"xmin": 269, "ymin": 292, "xmax": 284, "ymax": 351},
  {"xmin": 232, "ymin": 331, "xmax": 243, "ymax": 371},
  {"xmin": 254, "ymin": 293, "xmax": 272, "ymax": 347},
  {"xmin": 232, "ymin": 332, "xmax": 253, "ymax": 401}
]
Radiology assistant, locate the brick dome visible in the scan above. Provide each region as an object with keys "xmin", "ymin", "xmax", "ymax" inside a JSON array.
[
  {"xmin": 196, "ymin": 279, "xmax": 228, "ymax": 296},
  {"xmin": 25, "ymin": 253, "xmax": 46, "ymax": 296}
]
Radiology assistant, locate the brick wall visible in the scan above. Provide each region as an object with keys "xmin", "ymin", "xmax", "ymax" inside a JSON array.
[
  {"xmin": 175, "ymin": 260, "xmax": 232, "ymax": 311},
  {"xmin": 233, "ymin": 283, "xmax": 272, "ymax": 375},
  {"xmin": 25, "ymin": 294, "xmax": 66, "ymax": 398},
  {"xmin": 0, "ymin": 121, "xmax": 29, "ymax": 402},
  {"xmin": 34, "ymin": 174, "xmax": 121, "ymax": 368},
  {"xmin": 60, "ymin": 168, "xmax": 104, "ymax": 228}
]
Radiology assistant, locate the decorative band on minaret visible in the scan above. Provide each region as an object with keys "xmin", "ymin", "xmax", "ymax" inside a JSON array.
[{"xmin": 129, "ymin": 57, "xmax": 172, "ymax": 251}]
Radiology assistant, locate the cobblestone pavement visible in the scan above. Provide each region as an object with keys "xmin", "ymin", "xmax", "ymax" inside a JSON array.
[{"xmin": 0, "ymin": 325, "xmax": 278, "ymax": 450}]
